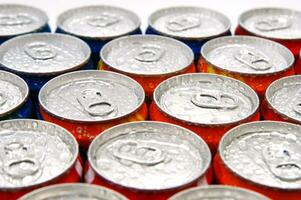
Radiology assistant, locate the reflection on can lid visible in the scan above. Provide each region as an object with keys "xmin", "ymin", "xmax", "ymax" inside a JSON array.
[
  {"xmin": 169, "ymin": 185, "xmax": 270, "ymax": 200},
  {"xmin": 239, "ymin": 8, "xmax": 301, "ymax": 40},
  {"xmin": 201, "ymin": 36, "xmax": 294, "ymax": 75},
  {"xmin": 0, "ymin": 4, "xmax": 48, "ymax": 37},
  {"xmin": 0, "ymin": 33, "xmax": 91, "ymax": 75},
  {"xmin": 19, "ymin": 183, "xmax": 128, "ymax": 200},
  {"xmin": 39, "ymin": 70, "xmax": 145, "ymax": 123},
  {"xmin": 148, "ymin": 7, "xmax": 231, "ymax": 40},
  {"xmin": 266, "ymin": 75, "xmax": 301, "ymax": 123},
  {"xmin": 220, "ymin": 121, "xmax": 301, "ymax": 190},
  {"xmin": 101, "ymin": 35, "xmax": 193, "ymax": 76},
  {"xmin": 0, "ymin": 71, "xmax": 28, "ymax": 117},
  {"xmin": 154, "ymin": 73, "xmax": 259, "ymax": 125},
  {"xmin": 0, "ymin": 119, "xmax": 78, "ymax": 189},
  {"xmin": 57, "ymin": 6, "xmax": 140, "ymax": 39},
  {"xmin": 88, "ymin": 121, "xmax": 211, "ymax": 191}
]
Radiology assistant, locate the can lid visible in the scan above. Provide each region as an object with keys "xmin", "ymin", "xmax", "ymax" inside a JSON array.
[
  {"xmin": 0, "ymin": 70, "xmax": 29, "ymax": 117},
  {"xmin": 266, "ymin": 75, "xmax": 301, "ymax": 123},
  {"xmin": 201, "ymin": 36, "xmax": 294, "ymax": 75},
  {"xmin": 154, "ymin": 73, "xmax": 259, "ymax": 125},
  {"xmin": 101, "ymin": 35, "xmax": 194, "ymax": 76},
  {"xmin": 239, "ymin": 7, "xmax": 301, "ymax": 40},
  {"xmin": 148, "ymin": 6, "xmax": 231, "ymax": 40},
  {"xmin": 39, "ymin": 70, "xmax": 145, "ymax": 123},
  {"xmin": 19, "ymin": 183, "xmax": 128, "ymax": 200},
  {"xmin": 169, "ymin": 185, "xmax": 270, "ymax": 200},
  {"xmin": 219, "ymin": 121, "xmax": 301, "ymax": 190},
  {"xmin": 57, "ymin": 5, "xmax": 140, "ymax": 40},
  {"xmin": 0, "ymin": 119, "xmax": 78, "ymax": 190},
  {"xmin": 88, "ymin": 121, "xmax": 211, "ymax": 191},
  {"xmin": 0, "ymin": 33, "xmax": 91, "ymax": 75},
  {"xmin": 0, "ymin": 4, "xmax": 48, "ymax": 37}
]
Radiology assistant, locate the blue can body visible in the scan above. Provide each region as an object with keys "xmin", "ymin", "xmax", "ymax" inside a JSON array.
[{"xmin": 1, "ymin": 98, "xmax": 34, "ymax": 120}]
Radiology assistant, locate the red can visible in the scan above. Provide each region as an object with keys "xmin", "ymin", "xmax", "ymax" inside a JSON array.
[
  {"xmin": 85, "ymin": 121, "xmax": 212, "ymax": 200},
  {"xmin": 262, "ymin": 75, "xmax": 301, "ymax": 124},
  {"xmin": 214, "ymin": 121, "xmax": 301, "ymax": 200},
  {"xmin": 199, "ymin": 36, "xmax": 295, "ymax": 99},
  {"xmin": 99, "ymin": 35, "xmax": 195, "ymax": 98},
  {"xmin": 0, "ymin": 119, "xmax": 82, "ymax": 200},
  {"xmin": 150, "ymin": 73, "xmax": 260, "ymax": 152},
  {"xmin": 235, "ymin": 8, "xmax": 301, "ymax": 74},
  {"xmin": 39, "ymin": 70, "xmax": 148, "ymax": 149}
]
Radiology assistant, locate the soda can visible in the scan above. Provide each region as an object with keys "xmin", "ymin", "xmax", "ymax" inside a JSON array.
[
  {"xmin": 214, "ymin": 121, "xmax": 301, "ymax": 200},
  {"xmin": 19, "ymin": 183, "xmax": 128, "ymax": 200},
  {"xmin": 0, "ymin": 4, "xmax": 50, "ymax": 44},
  {"xmin": 85, "ymin": 121, "xmax": 212, "ymax": 200},
  {"xmin": 169, "ymin": 185, "xmax": 270, "ymax": 200},
  {"xmin": 56, "ymin": 5, "xmax": 141, "ymax": 66},
  {"xmin": 146, "ymin": 6, "xmax": 231, "ymax": 62},
  {"xmin": 0, "ymin": 119, "xmax": 82, "ymax": 200},
  {"xmin": 297, "ymin": 50, "xmax": 301, "ymax": 74},
  {"xmin": 0, "ymin": 70, "xmax": 33, "ymax": 120},
  {"xmin": 100, "ymin": 35, "xmax": 195, "ymax": 98},
  {"xmin": 150, "ymin": 73, "xmax": 260, "ymax": 152},
  {"xmin": 199, "ymin": 36, "xmax": 295, "ymax": 98},
  {"xmin": 262, "ymin": 75, "xmax": 301, "ymax": 124},
  {"xmin": 235, "ymin": 8, "xmax": 301, "ymax": 74},
  {"xmin": 39, "ymin": 70, "xmax": 147, "ymax": 148}
]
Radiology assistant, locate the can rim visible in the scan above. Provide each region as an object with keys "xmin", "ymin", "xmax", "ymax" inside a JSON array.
[
  {"xmin": 0, "ymin": 119, "xmax": 79, "ymax": 191},
  {"xmin": 38, "ymin": 70, "xmax": 146, "ymax": 124},
  {"xmin": 87, "ymin": 121, "xmax": 212, "ymax": 192},
  {"xmin": 218, "ymin": 120, "xmax": 301, "ymax": 191},
  {"xmin": 0, "ymin": 33, "xmax": 91, "ymax": 76},
  {"xmin": 0, "ymin": 70, "xmax": 29, "ymax": 118},
  {"xmin": 201, "ymin": 35, "xmax": 295, "ymax": 76},
  {"xmin": 238, "ymin": 7, "xmax": 301, "ymax": 41},
  {"xmin": 265, "ymin": 75, "xmax": 301, "ymax": 124},
  {"xmin": 100, "ymin": 34, "xmax": 194, "ymax": 77},
  {"xmin": 56, "ymin": 5, "xmax": 141, "ymax": 40},
  {"xmin": 153, "ymin": 73, "xmax": 260, "ymax": 126},
  {"xmin": 147, "ymin": 6, "xmax": 231, "ymax": 41}
]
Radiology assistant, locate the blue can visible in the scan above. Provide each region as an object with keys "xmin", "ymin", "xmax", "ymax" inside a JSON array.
[
  {"xmin": 0, "ymin": 4, "xmax": 50, "ymax": 44},
  {"xmin": 56, "ymin": 5, "xmax": 142, "ymax": 66},
  {"xmin": 146, "ymin": 7, "xmax": 231, "ymax": 62}
]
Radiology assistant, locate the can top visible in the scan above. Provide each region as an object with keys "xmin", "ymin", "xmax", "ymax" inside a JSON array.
[
  {"xmin": 239, "ymin": 7, "xmax": 301, "ymax": 40},
  {"xmin": 19, "ymin": 183, "xmax": 128, "ymax": 200},
  {"xmin": 0, "ymin": 33, "xmax": 91, "ymax": 75},
  {"xmin": 148, "ymin": 6, "xmax": 231, "ymax": 40},
  {"xmin": 101, "ymin": 35, "xmax": 194, "ymax": 76},
  {"xmin": 219, "ymin": 121, "xmax": 301, "ymax": 190},
  {"xmin": 266, "ymin": 75, "xmax": 301, "ymax": 123},
  {"xmin": 39, "ymin": 70, "xmax": 145, "ymax": 123},
  {"xmin": 57, "ymin": 5, "xmax": 140, "ymax": 40},
  {"xmin": 169, "ymin": 185, "xmax": 270, "ymax": 200},
  {"xmin": 88, "ymin": 121, "xmax": 211, "ymax": 191},
  {"xmin": 201, "ymin": 36, "xmax": 294, "ymax": 75},
  {"xmin": 0, "ymin": 4, "xmax": 48, "ymax": 37},
  {"xmin": 0, "ymin": 70, "xmax": 29, "ymax": 117},
  {"xmin": 154, "ymin": 73, "xmax": 259, "ymax": 125},
  {"xmin": 0, "ymin": 119, "xmax": 78, "ymax": 190}
]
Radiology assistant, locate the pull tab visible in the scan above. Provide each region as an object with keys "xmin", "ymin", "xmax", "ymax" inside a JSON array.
[
  {"xmin": 293, "ymin": 102, "xmax": 301, "ymax": 116},
  {"xmin": 135, "ymin": 45, "xmax": 165, "ymax": 63},
  {"xmin": 262, "ymin": 145, "xmax": 301, "ymax": 182},
  {"xmin": 24, "ymin": 42, "xmax": 57, "ymax": 60},
  {"xmin": 87, "ymin": 13, "xmax": 120, "ymax": 28},
  {"xmin": 255, "ymin": 16, "xmax": 291, "ymax": 31},
  {"xmin": 113, "ymin": 141, "xmax": 165, "ymax": 166},
  {"xmin": 77, "ymin": 89, "xmax": 116, "ymax": 117},
  {"xmin": 191, "ymin": 90, "xmax": 239, "ymax": 110},
  {"xmin": 0, "ymin": 91, "xmax": 7, "ymax": 107},
  {"xmin": 166, "ymin": 15, "xmax": 201, "ymax": 32},
  {"xmin": 235, "ymin": 49, "xmax": 272, "ymax": 71},
  {"xmin": 0, "ymin": 14, "xmax": 32, "ymax": 26}
]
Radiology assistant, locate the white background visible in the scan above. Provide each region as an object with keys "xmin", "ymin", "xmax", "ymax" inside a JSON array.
[{"xmin": 0, "ymin": 0, "xmax": 300, "ymax": 32}]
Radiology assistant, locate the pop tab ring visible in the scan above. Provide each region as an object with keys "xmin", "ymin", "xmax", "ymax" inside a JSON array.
[
  {"xmin": 24, "ymin": 42, "xmax": 57, "ymax": 60},
  {"xmin": 0, "ymin": 14, "xmax": 33, "ymax": 26},
  {"xmin": 255, "ymin": 16, "xmax": 292, "ymax": 32},
  {"xmin": 166, "ymin": 15, "xmax": 201, "ymax": 32},
  {"xmin": 134, "ymin": 45, "xmax": 165, "ymax": 63},
  {"xmin": 86, "ymin": 13, "xmax": 120, "ymax": 28}
]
